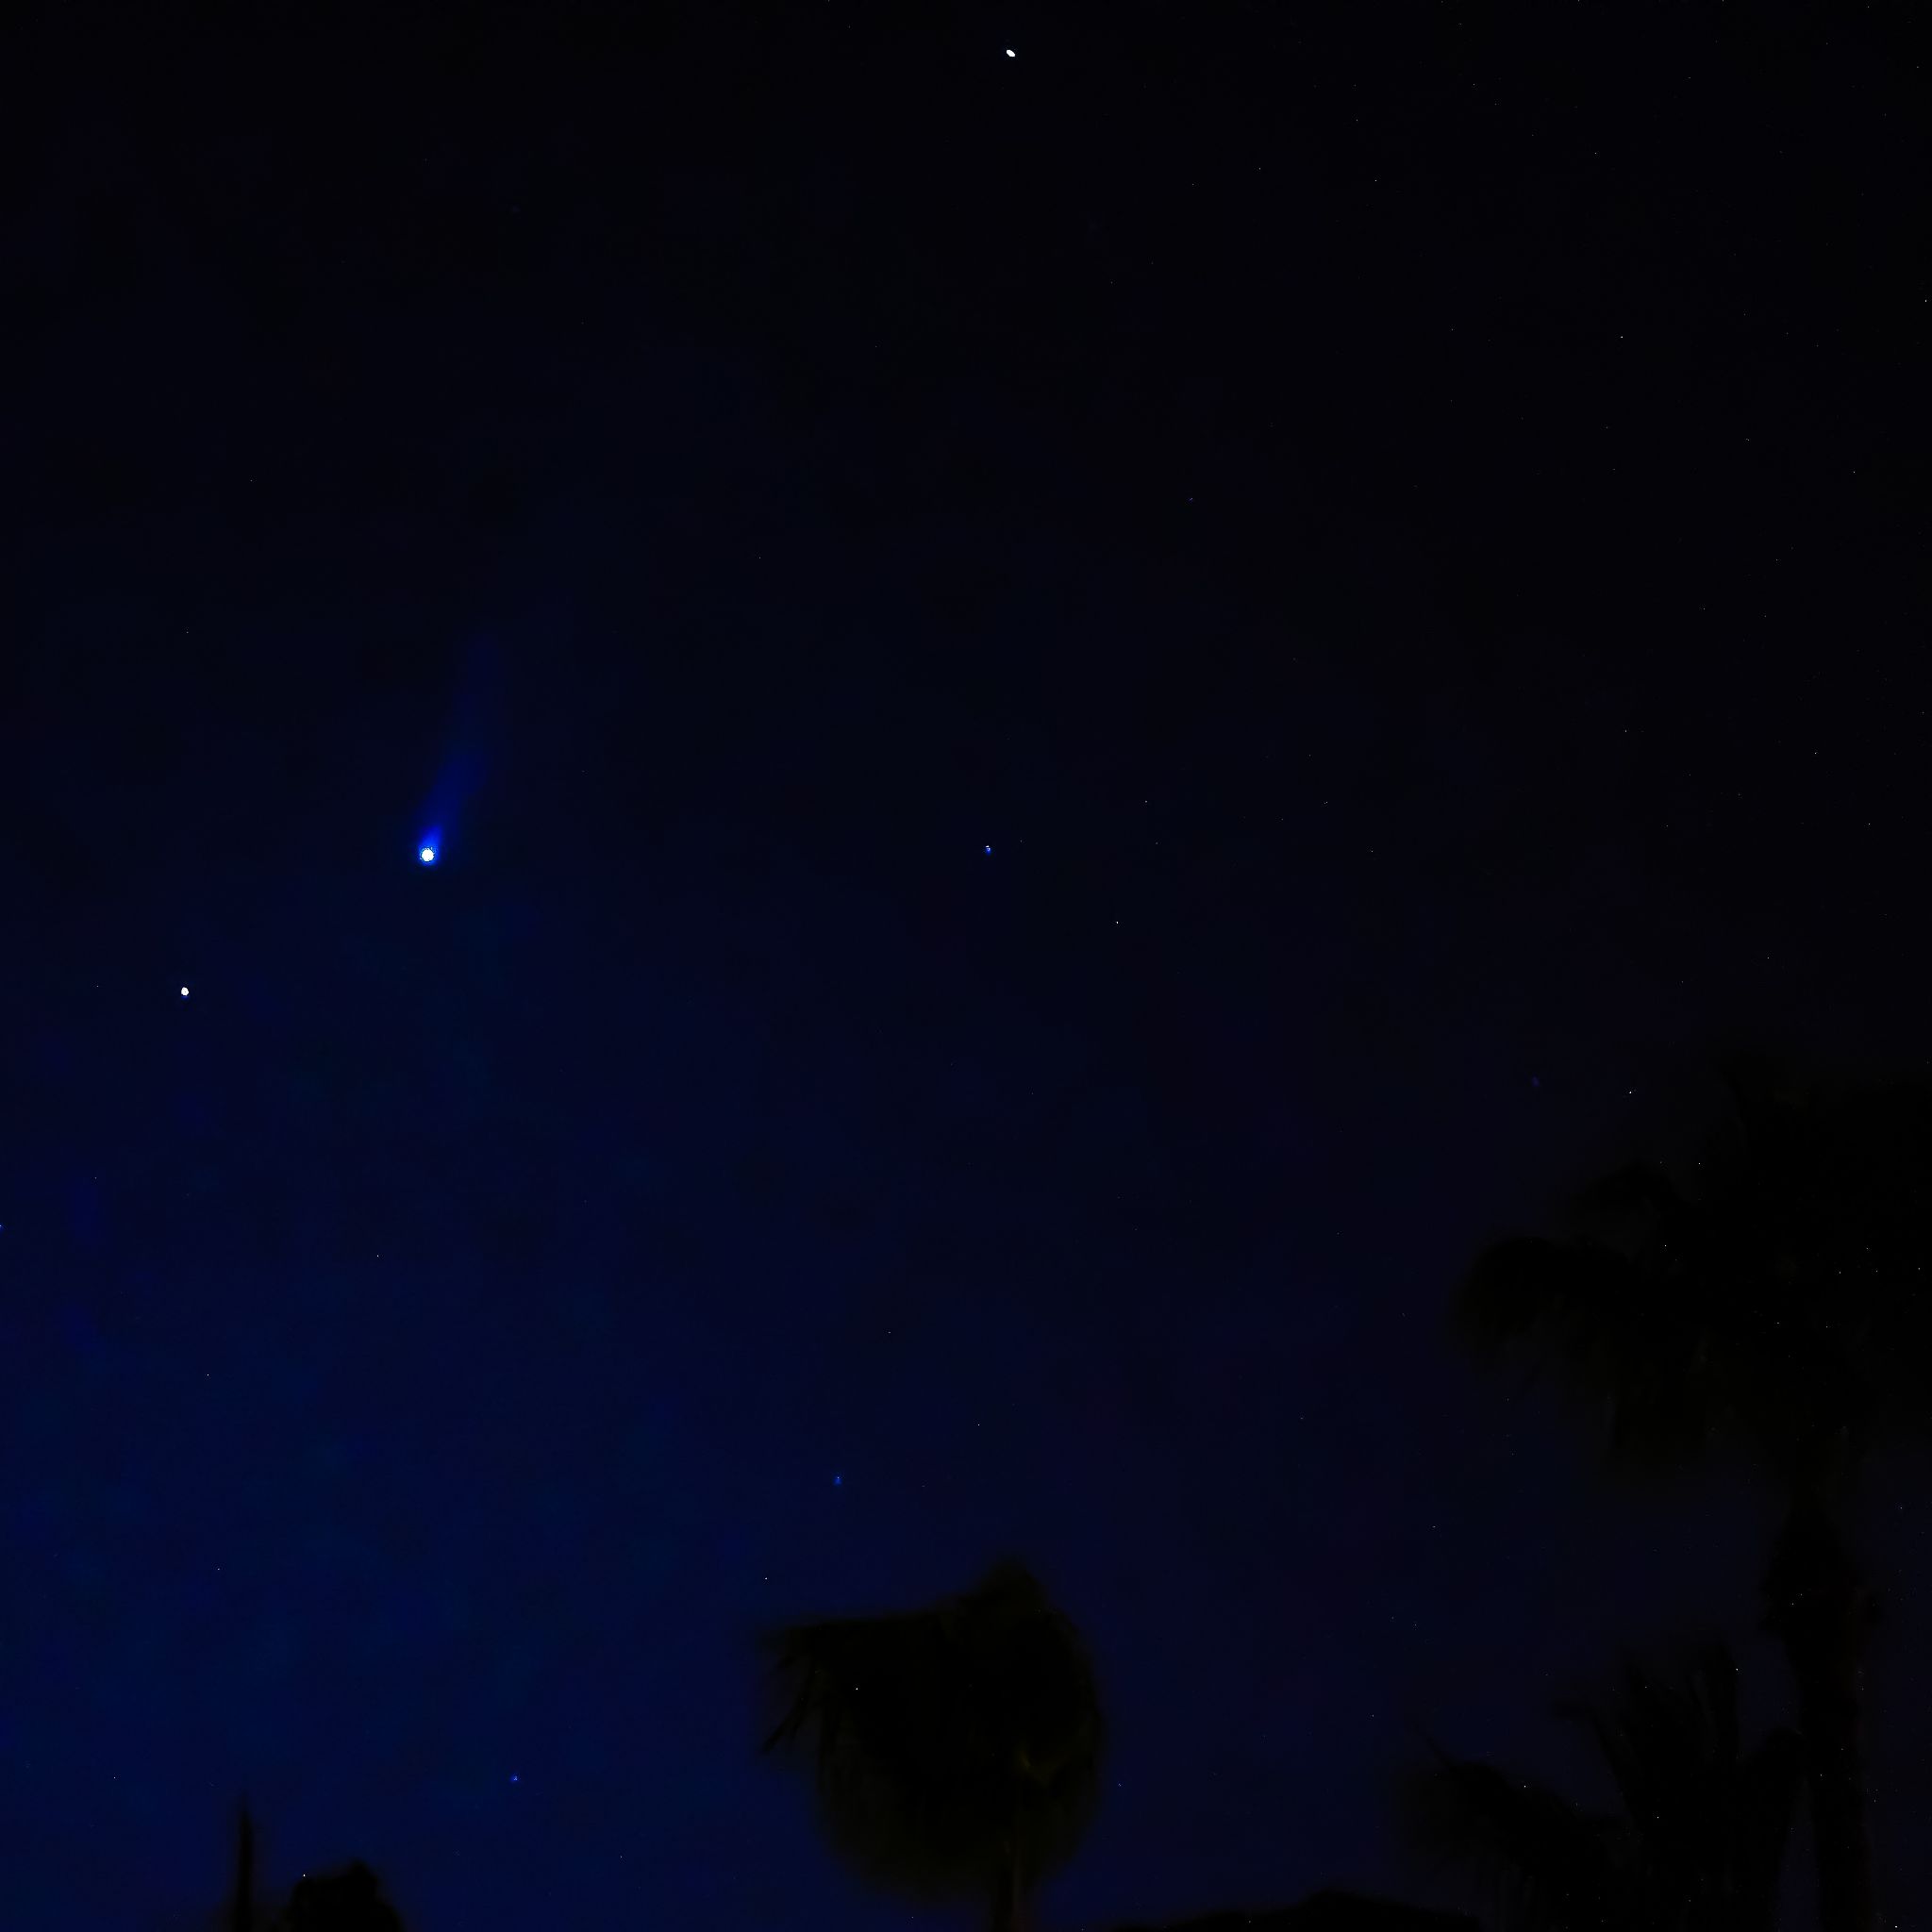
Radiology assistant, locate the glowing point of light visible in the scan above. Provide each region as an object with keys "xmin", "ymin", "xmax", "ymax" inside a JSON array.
[
  {"xmin": 1006, "ymin": 48, "xmax": 1015, "ymax": 58},
  {"xmin": 419, "ymin": 845, "xmax": 437, "ymax": 865},
  {"xmin": 984, "ymin": 843, "xmax": 992, "ymax": 855},
  {"xmin": 510, "ymin": 1774, "xmax": 520, "ymax": 1783},
  {"xmin": 179, "ymin": 987, "xmax": 190, "ymax": 998},
  {"xmin": 834, "ymin": 1474, "xmax": 842, "ymax": 1486}
]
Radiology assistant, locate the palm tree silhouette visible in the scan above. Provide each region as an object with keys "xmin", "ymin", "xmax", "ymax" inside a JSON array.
[
  {"xmin": 1398, "ymin": 1640, "xmax": 1803, "ymax": 1932},
  {"xmin": 760, "ymin": 1557, "xmax": 1107, "ymax": 1932},
  {"xmin": 1450, "ymin": 1050, "xmax": 1932, "ymax": 1932}
]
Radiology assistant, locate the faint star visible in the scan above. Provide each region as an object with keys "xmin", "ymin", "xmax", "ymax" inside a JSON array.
[
  {"xmin": 179, "ymin": 986, "xmax": 190, "ymax": 998},
  {"xmin": 419, "ymin": 845, "xmax": 438, "ymax": 865}
]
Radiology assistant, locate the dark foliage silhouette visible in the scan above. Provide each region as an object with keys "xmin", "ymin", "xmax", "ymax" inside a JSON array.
[
  {"xmin": 761, "ymin": 1557, "xmax": 1106, "ymax": 1932},
  {"xmin": 212, "ymin": 1803, "xmax": 407, "ymax": 1932},
  {"xmin": 1450, "ymin": 1051, "xmax": 1932, "ymax": 1932},
  {"xmin": 277, "ymin": 1862, "xmax": 408, "ymax": 1932},
  {"xmin": 1112, "ymin": 1890, "xmax": 1480, "ymax": 1930},
  {"xmin": 1454, "ymin": 1053, "xmax": 1932, "ymax": 1492},
  {"xmin": 1399, "ymin": 1640, "xmax": 1802, "ymax": 1932}
]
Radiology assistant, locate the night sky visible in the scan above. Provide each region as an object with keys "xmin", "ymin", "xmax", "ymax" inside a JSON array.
[{"xmin": 5, "ymin": 3, "xmax": 1929, "ymax": 1927}]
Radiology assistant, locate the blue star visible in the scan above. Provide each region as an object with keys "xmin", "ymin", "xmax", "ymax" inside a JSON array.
[{"xmin": 419, "ymin": 844, "xmax": 438, "ymax": 865}]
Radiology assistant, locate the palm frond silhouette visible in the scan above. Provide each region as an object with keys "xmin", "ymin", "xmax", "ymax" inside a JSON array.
[
  {"xmin": 1399, "ymin": 1641, "xmax": 1801, "ymax": 1932},
  {"xmin": 761, "ymin": 1557, "xmax": 1106, "ymax": 1931},
  {"xmin": 1448, "ymin": 1049, "xmax": 1929, "ymax": 1932}
]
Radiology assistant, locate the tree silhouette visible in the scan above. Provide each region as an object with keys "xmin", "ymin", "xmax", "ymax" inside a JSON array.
[
  {"xmin": 760, "ymin": 1557, "xmax": 1106, "ymax": 1932},
  {"xmin": 1398, "ymin": 1640, "xmax": 1803, "ymax": 1932},
  {"xmin": 1113, "ymin": 1891, "xmax": 1480, "ymax": 1930},
  {"xmin": 276, "ymin": 1862, "xmax": 408, "ymax": 1932},
  {"xmin": 1450, "ymin": 1050, "xmax": 1932, "ymax": 1932},
  {"xmin": 211, "ymin": 1802, "xmax": 408, "ymax": 1932}
]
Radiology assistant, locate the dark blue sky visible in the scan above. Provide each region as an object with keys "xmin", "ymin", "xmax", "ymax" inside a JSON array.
[{"xmin": 4, "ymin": 3, "xmax": 1928, "ymax": 1927}]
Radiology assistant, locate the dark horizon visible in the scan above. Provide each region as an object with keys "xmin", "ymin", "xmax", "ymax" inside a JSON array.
[{"xmin": 5, "ymin": 2, "xmax": 1927, "ymax": 1926}]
